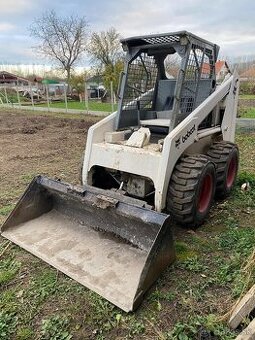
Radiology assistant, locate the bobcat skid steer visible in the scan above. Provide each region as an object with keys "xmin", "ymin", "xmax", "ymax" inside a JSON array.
[{"xmin": 1, "ymin": 31, "xmax": 239, "ymax": 312}]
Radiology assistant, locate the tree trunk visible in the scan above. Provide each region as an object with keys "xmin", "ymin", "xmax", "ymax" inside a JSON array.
[{"xmin": 66, "ymin": 67, "xmax": 71, "ymax": 93}]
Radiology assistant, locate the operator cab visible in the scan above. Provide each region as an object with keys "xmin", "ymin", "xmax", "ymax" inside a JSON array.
[{"xmin": 116, "ymin": 31, "xmax": 218, "ymax": 135}]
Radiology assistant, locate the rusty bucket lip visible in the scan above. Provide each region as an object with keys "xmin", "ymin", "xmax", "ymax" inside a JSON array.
[{"xmin": 1, "ymin": 175, "xmax": 175, "ymax": 312}]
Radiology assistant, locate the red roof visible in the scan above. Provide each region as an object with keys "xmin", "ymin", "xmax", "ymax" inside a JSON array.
[
  {"xmin": 215, "ymin": 60, "xmax": 229, "ymax": 74},
  {"xmin": 201, "ymin": 63, "xmax": 210, "ymax": 74}
]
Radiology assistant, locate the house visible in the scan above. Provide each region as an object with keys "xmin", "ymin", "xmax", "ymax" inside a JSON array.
[
  {"xmin": 215, "ymin": 60, "xmax": 231, "ymax": 81},
  {"xmin": 239, "ymin": 67, "xmax": 255, "ymax": 81},
  {"xmin": 200, "ymin": 60, "xmax": 230, "ymax": 82},
  {"xmin": 0, "ymin": 71, "xmax": 30, "ymax": 89}
]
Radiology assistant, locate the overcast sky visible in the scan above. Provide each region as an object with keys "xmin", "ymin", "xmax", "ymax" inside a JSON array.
[{"xmin": 0, "ymin": 0, "xmax": 254, "ymax": 65}]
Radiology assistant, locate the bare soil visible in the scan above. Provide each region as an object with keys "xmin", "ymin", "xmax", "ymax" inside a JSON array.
[{"xmin": 0, "ymin": 110, "xmax": 98, "ymax": 217}]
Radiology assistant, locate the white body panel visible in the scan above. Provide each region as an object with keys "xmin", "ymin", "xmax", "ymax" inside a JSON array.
[{"xmin": 82, "ymin": 71, "xmax": 239, "ymax": 212}]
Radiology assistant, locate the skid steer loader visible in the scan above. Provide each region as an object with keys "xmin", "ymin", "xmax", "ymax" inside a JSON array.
[{"xmin": 1, "ymin": 31, "xmax": 239, "ymax": 312}]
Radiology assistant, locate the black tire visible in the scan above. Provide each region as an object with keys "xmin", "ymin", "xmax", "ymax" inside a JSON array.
[
  {"xmin": 207, "ymin": 141, "xmax": 239, "ymax": 199},
  {"xmin": 167, "ymin": 155, "xmax": 216, "ymax": 227}
]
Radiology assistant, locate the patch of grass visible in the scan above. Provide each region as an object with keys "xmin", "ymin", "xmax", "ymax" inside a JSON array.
[
  {"xmin": 175, "ymin": 241, "xmax": 197, "ymax": 261},
  {"xmin": 0, "ymin": 204, "xmax": 15, "ymax": 216},
  {"xmin": 0, "ymin": 311, "xmax": 18, "ymax": 340},
  {"xmin": 179, "ymin": 256, "xmax": 208, "ymax": 273},
  {"xmin": 0, "ymin": 289, "xmax": 19, "ymax": 314},
  {"xmin": 239, "ymin": 94, "xmax": 255, "ymax": 99},
  {"xmin": 0, "ymin": 258, "xmax": 21, "ymax": 286},
  {"xmin": 167, "ymin": 314, "xmax": 237, "ymax": 340},
  {"xmin": 189, "ymin": 234, "xmax": 215, "ymax": 252},
  {"xmin": 127, "ymin": 319, "xmax": 146, "ymax": 337},
  {"xmin": 20, "ymin": 173, "xmax": 36, "ymax": 185},
  {"xmin": 87, "ymin": 291, "xmax": 123, "ymax": 334},
  {"xmin": 214, "ymin": 255, "xmax": 241, "ymax": 286},
  {"xmin": 16, "ymin": 326, "xmax": 34, "ymax": 340},
  {"xmin": 238, "ymin": 107, "xmax": 255, "ymax": 118},
  {"xmin": 40, "ymin": 315, "xmax": 72, "ymax": 340},
  {"xmin": 210, "ymin": 226, "xmax": 255, "ymax": 293},
  {"xmin": 148, "ymin": 288, "xmax": 176, "ymax": 312},
  {"xmin": 237, "ymin": 171, "xmax": 255, "ymax": 187},
  {"xmin": 218, "ymin": 227, "xmax": 255, "ymax": 255},
  {"xmin": 36, "ymin": 100, "xmax": 117, "ymax": 113},
  {"xmin": 26, "ymin": 268, "xmax": 58, "ymax": 303}
]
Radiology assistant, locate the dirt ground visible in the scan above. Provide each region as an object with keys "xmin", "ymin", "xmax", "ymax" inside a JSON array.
[
  {"xmin": 0, "ymin": 109, "xmax": 255, "ymax": 340},
  {"xmin": 0, "ymin": 110, "xmax": 98, "ymax": 218}
]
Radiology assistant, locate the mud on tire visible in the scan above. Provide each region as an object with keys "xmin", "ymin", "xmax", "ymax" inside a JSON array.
[
  {"xmin": 167, "ymin": 155, "xmax": 216, "ymax": 228},
  {"xmin": 207, "ymin": 141, "xmax": 239, "ymax": 199}
]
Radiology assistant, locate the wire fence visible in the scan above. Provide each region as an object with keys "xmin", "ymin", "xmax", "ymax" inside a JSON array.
[
  {"xmin": 0, "ymin": 81, "xmax": 118, "ymax": 116},
  {"xmin": 0, "ymin": 81, "xmax": 255, "ymax": 132},
  {"xmin": 236, "ymin": 118, "xmax": 255, "ymax": 133}
]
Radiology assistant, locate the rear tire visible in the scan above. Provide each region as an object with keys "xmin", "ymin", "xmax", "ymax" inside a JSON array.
[
  {"xmin": 167, "ymin": 155, "xmax": 216, "ymax": 227},
  {"xmin": 207, "ymin": 141, "xmax": 239, "ymax": 199}
]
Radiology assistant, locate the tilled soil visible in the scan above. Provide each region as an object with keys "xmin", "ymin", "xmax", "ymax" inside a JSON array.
[{"xmin": 0, "ymin": 110, "xmax": 99, "ymax": 224}]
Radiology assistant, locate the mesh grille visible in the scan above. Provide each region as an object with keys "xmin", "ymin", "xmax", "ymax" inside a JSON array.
[
  {"xmin": 122, "ymin": 53, "xmax": 158, "ymax": 111},
  {"xmin": 143, "ymin": 35, "xmax": 180, "ymax": 45},
  {"xmin": 180, "ymin": 44, "xmax": 213, "ymax": 114}
]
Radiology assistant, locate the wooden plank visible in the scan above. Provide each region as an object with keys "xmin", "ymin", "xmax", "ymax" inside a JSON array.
[
  {"xmin": 229, "ymin": 284, "xmax": 255, "ymax": 329},
  {"xmin": 235, "ymin": 317, "xmax": 255, "ymax": 340}
]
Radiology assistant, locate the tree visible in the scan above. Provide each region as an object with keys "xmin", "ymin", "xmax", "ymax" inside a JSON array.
[
  {"xmin": 88, "ymin": 27, "xmax": 123, "ymax": 68},
  {"xmin": 30, "ymin": 10, "xmax": 89, "ymax": 86},
  {"xmin": 87, "ymin": 27, "xmax": 124, "ymax": 95},
  {"xmin": 69, "ymin": 71, "xmax": 91, "ymax": 101},
  {"xmin": 103, "ymin": 60, "xmax": 124, "ymax": 95}
]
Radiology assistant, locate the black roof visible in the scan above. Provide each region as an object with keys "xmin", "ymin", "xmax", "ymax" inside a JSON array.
[{"xmin": 120, "ymin": 31, "xmax": 217, "ymax": 50}]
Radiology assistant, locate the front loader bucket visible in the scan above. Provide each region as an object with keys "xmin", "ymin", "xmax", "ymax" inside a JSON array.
[{"xmin": 1, "ymin": 176, "xmax": 175, "ymax": 312}]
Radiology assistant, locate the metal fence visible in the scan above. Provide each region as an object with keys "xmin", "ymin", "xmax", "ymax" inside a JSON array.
[
  {"xmin": 0, "ymin": 81, "xmax": 117, "ymax": 116},
  {"xmin": 236, "ymin": 118, "xmax": 255, "ymax": 133}
]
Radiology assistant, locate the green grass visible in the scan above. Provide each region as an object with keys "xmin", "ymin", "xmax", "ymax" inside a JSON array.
[
  {"xmin": 239, "ymin": 107, "xmax": 255, "ymax": 118},
  {"xmin": 40, "ymin": 315, "xmax": 72, "ymax": 340},
  {"xmin": 0, "ymin": 204, "xmax": 15, "ymax": 216},
  {"xmin": 168, "ymin": 314, "xmax": 237, "ymax": 339},
  {"xmin": 239, "ymin": 94, "xmax": 255, "ymax": 99},
  {"xmin": 32, "ymin": 100, "xmax": 117, "ymax": 113},
  {"xmin": 0, "ymin": 258, "xmax": 21, "ymax": 286}
]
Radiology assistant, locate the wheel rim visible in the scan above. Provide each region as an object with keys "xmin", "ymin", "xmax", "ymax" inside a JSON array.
[
  {"xmin": 198, "ymin": 174, "xmax": 213, "ymax": 214},
  {"xmin": 227, "ymin": 155, "xmax": 237, "ymax": 188}
]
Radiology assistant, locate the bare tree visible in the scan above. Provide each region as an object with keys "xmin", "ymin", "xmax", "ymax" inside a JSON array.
[
  {"xmin": 87, "ymin": 27, "xmax": 123, "ymax": 69},
  {"xmin": 87, "ymin": 27, "xmax": 124, "ymax": 95},
  {"xmin": 30, "ymin": 10, "xmax": 89, "ymax": 85}
]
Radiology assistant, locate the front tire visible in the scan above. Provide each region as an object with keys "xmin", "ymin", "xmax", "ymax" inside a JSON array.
[{"xmin": 167, "ymin": 155, "xmax": 216, "ymax": 227}]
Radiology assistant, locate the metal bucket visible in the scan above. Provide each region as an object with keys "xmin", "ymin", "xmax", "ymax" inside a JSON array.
[{"xmin": 1, "ymin": 176, "xmax": 175, "ymax": 312}]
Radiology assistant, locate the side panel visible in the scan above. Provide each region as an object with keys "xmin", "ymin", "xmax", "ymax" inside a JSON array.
[{"xmin": 221, "ymin": 69, "xmax": 239, "ymax": 142}]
